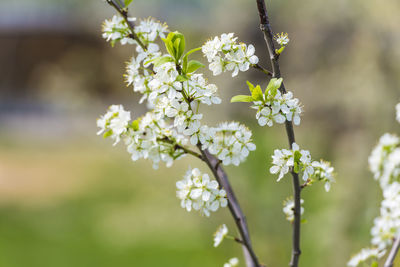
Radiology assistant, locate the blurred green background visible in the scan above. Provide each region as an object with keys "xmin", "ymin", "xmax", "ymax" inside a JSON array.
[{"xmin": 0, "ymin": 0, "xmax": 400, "ymax": 266}]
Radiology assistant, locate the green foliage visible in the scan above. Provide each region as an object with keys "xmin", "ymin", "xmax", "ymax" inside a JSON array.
[
  {"xmin": 246, "ymin": 81, "xmax": 255, "ymax": 93},
  {"xmin": 131, "ymin": 120, "xmax": 140, "ymax": 131},
  {"xmin": 103, "ymin": 130, "xmax": 113, "ymax": 138},
  {"xmin": 186, "ymin": 60, "xmax": 204, "ymax": 74},
  {"xmin": 162, "ymin": 31, "xmax": 186, "ymax": 63},
  {"xmin": 124, "ymin": 0, "xmax": 133, "ymax": 7},
  {"xmin": 152, "ymin": 56, "xmax": 174, "ymax": 68},
  {"xmin": 230, "ymin": 95, "xmax": 254, "ymax": 103},
  {"xmin": 251, "ymin": 85, "xmax": 264, "ymax": 101},
  {"xmin": 265, "ymin": 78, "xmax": 283, "ymax": 97},
  {"xmin": 293, "ymin": 150, "xmax": 302, "ymax": 173}
]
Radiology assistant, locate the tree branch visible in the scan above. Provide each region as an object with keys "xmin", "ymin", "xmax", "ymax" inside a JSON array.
[
  {"xmin": 384, "ymin": 235, "xmax": 400, "ymax": 267},
  {"xmin": 251, "ymin": 64, "xmax": 273, "ymax": 77},
  {"xmin": 199, "ymin": 147, "xmax": 261, "ymax": 267},
  {"xmin": 105, "ymin": 0, "xmax": 147, "ymax": 50},
  {"xmin": 255, "ymin": 1, "xmax": 302, "ymax": 266}
]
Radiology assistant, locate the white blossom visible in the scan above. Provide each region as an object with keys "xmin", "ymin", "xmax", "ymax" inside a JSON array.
[
  {"xmin": 202, "ymin": 33, "xmax": 259, "ymax": 77},
  {"xmin": 283, "ymin": 198, "xmax": 304, "ymax": 222},
  {"xmin": 274, "ymin": 32, "xmax": 289, "ymax": 46},
  {"xmin": 102, "ymin": 15, "xmax": 135, "ymax": 45},
  {"xmin": 213, "ymin": 224, "xmax": 228, "ymax": 247},
  {"xmin": 312, "ymin": 160, "xmax": 335, "ymax": 192},
  {"xmin": 97, "ymin": 104, "xmax": 131, "ymax": 145},
  {"xmin": 253, "ymin": 89, "xmax": 302, "ymax": 127},
  {"xmin": 176, "ymin": 168, "xmax": 227, "ymax": 217},
  {"xmin": 349, "ymin": 103, "xmax": 400, "ymax": 263},
  {"xmin": 208, "ymin": 122, "xmax": 256, "ymax": 166},
  {"xmin": 134, "ymin": 17, "xmax": 168, "ymax": 43},
  {"xmin": 347, "ymin": 247, "xmax": 384, "ymax": 267},
  {"xmin": 270, "ymin": 148, "xmax": 293, "ymax": 181},
  {"xmin": 223, "ymin": 258, "xmax": 239, "ymax": 267}
]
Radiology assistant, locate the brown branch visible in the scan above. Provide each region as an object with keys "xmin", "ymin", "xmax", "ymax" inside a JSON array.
[
  {"xmin": 199, "ymin": 148, "xmax": 261, "ymax": 267},
  {"xmin": 384, "ymin": 235, "xmax": 400, "ymax": 267},
  {"xmin": 255, "ymin": 1, "xmax": 302, "ymax": 266},
  {"xmin": 252, "ymin": 64, "xmax": 273, "ymax": 77},
  {"xmin": 105, "ymin": 0, "xmax": 147, "ymax": 50}
]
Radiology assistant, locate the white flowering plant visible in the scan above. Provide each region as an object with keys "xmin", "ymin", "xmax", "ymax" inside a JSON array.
[{"xmin": 95, "ymin": 0, "xmax": 400, "ymax": 267}]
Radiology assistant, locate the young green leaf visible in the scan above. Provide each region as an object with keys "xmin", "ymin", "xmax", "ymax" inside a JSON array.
[
  {"xmin": 124, "ymin": 0, "xmax": 133, "ymax": 7},
  {"xmin": 131, "ymin": 120, "xmax": 140, "ymax": 131},
  {"xmin": 153, "ymin": 56, "xmax": 174, "ymax": 67},
  {"xmin": 184, "ymin": 47, "xmax": 201, "ymax": 58},
  {"xmin": 231, "ymin": 95, "xmax": 254, "ymax": 103},
  {"xmin": 103, "ymin": 130, "xmax": 113, "ymax": 138},
  {"xmin": 251, "ymin": 85, "xmax": 264, "ymax": 101},
  {"xmin": 173, "ymin": 32, "xmax": 185, "ymax": 60},
  {"xmin": 186, "ymin": 60, "xmax": 204, "ymax": 73},
  {"xmin": 246, "ymin": 81, "xmax": 255, "ymax": 93},
  {"xmin": 266, "ymin": 78, "xmax": 283, "ymax": 96},
  {"xmin": 176, "ymin": 75, "xmax": 189, "ymax": 82}
]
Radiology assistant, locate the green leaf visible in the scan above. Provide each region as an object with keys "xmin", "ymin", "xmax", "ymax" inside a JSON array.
[
  {"xmin": 176, "ymin": 75, "xmax": 189, "ymax": 82},
  {"xmin": 266, "ymin": 78, "xmax": 283, "ymax": 96},
  {"xmin": 173, "ymin": 32, "xmax": 185, "ymax": 60},
  {"xmin": 275, "ymin": 46, "xmax": 285, "ymax": 55},
  {"xmin": 162, "ymin": 32, "xmax": 185, "ymax": 61},
  {"xmin": 246, "ymin": 81, "xmax": 255, "ymax": 93},
  {"xmin": 294, "ymin": 161, "xmax": 300, "ymax": 173},
  {"xmin": 231, "ymin": 95, "xmax": 254, "ymax": 103},
  {"xmin": 186, "ymin": 60, "xmax": 204, "ymax": 73},
  {"xmin": 103, "ymin": 130, "xmax": 113, "ymax": 138},
  {"xmin": 124, "ymin": 0, "xmax": 133, "ymax": 7},
  {"xmin": 301, "ymin": 219, "xmax": 308, "ymax": 224},
  {"xmin": 182, "ymin": 55, "xmax": 188, "ymax": 73},
  {"xmin": 131, "ymin": 120, "xmax": 139, "ymax": 131},
  {"xmin": 251, "ymin": 85, "xmax": 264, "ymax": 101},
  {"xmin": 184, "ymin": 47, "xmax": 201, "ymax": 57},
  {"xmin": 152, "ymin": 56, "xmax": 174, "ymax": 67}
]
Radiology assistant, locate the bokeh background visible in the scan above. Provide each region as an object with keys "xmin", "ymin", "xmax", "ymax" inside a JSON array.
[{"xmin": 1, "ymin": 0, "xmax": 400, "ymax": 266}]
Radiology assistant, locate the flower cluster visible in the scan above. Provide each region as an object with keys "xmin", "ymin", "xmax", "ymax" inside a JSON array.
[
  {"xmin": 102, "ymin": 15, "xmax": 168, "ymax": 46},
  {"xmin": 102, "ymin": 15, "xmax": 136, "ymax": 45},
  {"xmin": 213, "ymin": 224, "xmax": 228, "ymax": 247},
  {"xmin": 176, "ymin": 168, "xmax": 228, "ymax": 217},
  {"xmin": 100, "ymin": 14, "xmax": 258, "ymax": 172},
  {"xmin": 283, "ymin": 197, "xmax": 304, "ymax": 222},
  {"xmin": 223, "ymin": 258, "xmax": 239, "ymax": 267},
  {"xmin": 270, "ymin": 143, "xmax": 335, "ymax": 192},
  {"xmin": 348, "ymin": 103, "xmax": 400, "ymax": 266},
  {"xmin": 202, "ymin": 33, "xmax": 259, "ymax": 77},
  {"xmin": 254, "ymin": 90, "xmax": 302, "ymax": 127},
  {"xmin": 97, "ymin": 105, "xmax": 131, "ymax": 145},
  {"xmin": 251, "ymin": 79, "xmax": 302, "ymax": 127},
  {"xmin": 312, "ymin": 160, "xmax": 335, "ymax": 192},
  {"xmin": 347, "ymin": 248, "xmax": 384, "ymax": 267},
  {"xmin": 207, "ymin": 122, "xmax": 256, "ymax": 166}
]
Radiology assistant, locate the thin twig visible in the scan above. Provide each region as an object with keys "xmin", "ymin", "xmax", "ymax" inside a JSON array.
[
  {"xmin": 252, "ymin": 64, "xmax": 273, "ymax": 77},
  {"xmin": 199, "ymin": 148, "xmax": 261, "ymax": 267},
  {"xmin": 255, "ymin": 1, "xmax": 302, "ymax": 266},
  {"xmin": 105, "ymin": 0, "xmax": 147, "ymax": 50},
  {"xmin": 384, "ymin": 235, "xmax": 400, "ymax": 267}
]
